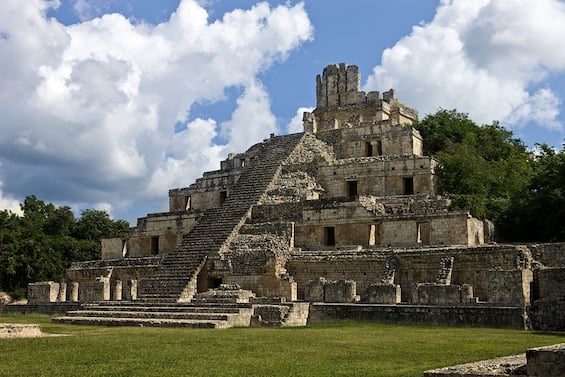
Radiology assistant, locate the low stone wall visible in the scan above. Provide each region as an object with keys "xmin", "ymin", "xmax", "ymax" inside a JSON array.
[
  {"xmin": 529, "ymin": 267, "xmax": 565, "ymax": 331},
  {"xmin": 4, "ymin": 302, "xmax": 82, "ymax": 315},
  {"xmin": 307, "ymin": 303, "xmax": 528, "ymax": 329},
  {"xmin": 529, "ymin": 301, "xmax": 565, "ymax": 331},
  {"xmin": 423, "ymin": 343, "xmax": 565, "ymax": 377},
  {"xmin": 526, "ymin": 343, "xmax": 565, "ymax": 377}
]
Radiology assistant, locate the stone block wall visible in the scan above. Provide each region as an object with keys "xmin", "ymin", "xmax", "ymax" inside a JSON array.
[
  {"xmin": 101, "ymin": 238, "xmax": 125, "ymax": 259},
  {"xmin": 289, "ymin": 246, "xmax": 532, "ymax": 304},
  {"xmin": 536, "ymin": 267, "xmax": 565, "ymax": 301},
  {"xmin": 28, "ymin": 281, "xmax": 61, "ymax": 304},
  {"xmin": 365, "ymin": 284, "xmax": 401, "ymax": 304},
  {"xmin": 526, "ymin": 344, "xmax": 565, "ymax": 377},
  {"xmin": 224, "ymin": 274, "xmax": 297, "ymax": 301},
  {"xmin": 102, "ymin": 212, "xmax": 199, "ymax": 259},
  {"xmin": 303, "ymin": 278, "xmax": 326, "ymax": 301},
  {"xmin": 324, "ymin": 280, "xmax": 357, "ymax": 303},
  {"xmin": 288, "ymin": 254, "xmax": 387, "ymax": 300},
  {"xmin": 303, "ymin": 278, "xmax": 357, "ymax": 303},
  {"xmin": 414, "ymin": 284, "xmax": 472, "ymax": 305},
  {"xmin": 484, "ymin": 269, "xmax": 533, "ymax": 306},
  {"xmin": 295, "ymin": 213, "xmax": 476, "ymax": 249},
  {"xmin": 529, "ymin": 268, "xmax": 565, "ymax": 331},
  {"xmin": 308, "ymin": 303, "xmax": 528, "ymax": 329},
  {"xmin": 529, "ymin": 242, "xmax": 565, "ymax": 267},
  {"xmin": 339, "ymin": 123, "xmax": 423, "ymax": 158},
  {"xmin": 79, "ymin": 277, "xmax": 110, "ymax": 302},
  {"xmin": 396, "ymin": 246, "xmax": 531, "ymax": 303},
  {"xmin": 318, "ymin": 157, "xmax": 436, "ymax": 198},
  {"xmin": 251, "ymin": 203, "xmax": 303, "ymax": 223},
  {"xmin": 169, "ymin": 167, "xmax": 242, "ymax": 211}
]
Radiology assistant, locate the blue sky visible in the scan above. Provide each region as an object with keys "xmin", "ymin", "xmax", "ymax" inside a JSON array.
[{"xmin": 1, "ymin": 0, "xmax": 565, "ymax": 224}]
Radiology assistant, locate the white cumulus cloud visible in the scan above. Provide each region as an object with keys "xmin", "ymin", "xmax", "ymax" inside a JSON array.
[
  {"xmin": 0, "ymin": 180, "xmax": 22, "ymax": 216},
  {"xmin": 0, "ymin": 0, "xmax": 313, "ymax": 221},
  {"xmin": 287, "ymin": 107, "xmax": 314, "ymax": 134},
  {"xmin": 365, "ymin": 0, "xmax": 565, "ymax": 132}
]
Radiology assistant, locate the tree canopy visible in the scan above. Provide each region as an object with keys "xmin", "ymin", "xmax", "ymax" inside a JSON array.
[
  {"xmin": 0, "ymin": 196, "xmax": 129, "ymax": 298},
  {"xmin": 415, "ymin": 109, "xmax": 564, "ymax": 242}
]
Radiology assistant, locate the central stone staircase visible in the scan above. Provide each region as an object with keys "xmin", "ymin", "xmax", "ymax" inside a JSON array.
[{"xmin": 138, "ymin": 133, "xmax": 305, "ymax": 302}]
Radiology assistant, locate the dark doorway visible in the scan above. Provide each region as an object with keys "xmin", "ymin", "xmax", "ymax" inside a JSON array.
[
  {"xmin": 347, "ymin": 180, "xmax": 358, "ymax": 198},
  {"xmin": 219, "ymin": 191, "xmax": 227, "ymax": 205},
  {"xmin": 403, "ymin": 177, "xmax": 414, "ymax": 195},
  {"xmin": 365, "ymin": 142, "xmax": 373, "ymax": 157},
  {"xmin": 150, "ymin": 236, "xmax": 159, "ymax": 255},
  {"xmin": 376, "ymin": 140, "xmax": 383, "ymax": 156},
  {"xmin": 213, "ymin": 278, "xmax": 223, "ymax": 288},
  {"xmin": 324, "ymin": 226, "xmax": 336, "ymax": 246}
]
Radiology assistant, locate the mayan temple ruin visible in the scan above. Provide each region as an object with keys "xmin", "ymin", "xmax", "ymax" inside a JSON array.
[{"xmin": 20, "ymin": 64, "xmax": 565, "ymax": 337}]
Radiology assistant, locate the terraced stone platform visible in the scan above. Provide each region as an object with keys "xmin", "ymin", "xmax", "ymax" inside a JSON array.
[{"xmin": 53, "ymin": 301, "xmax": 253, "ymax": 329}]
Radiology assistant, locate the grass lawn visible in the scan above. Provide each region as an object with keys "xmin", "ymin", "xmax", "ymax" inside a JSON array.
[{"xmin": 1, "ymin": 314, "xmax": 564, "ymax": 377}]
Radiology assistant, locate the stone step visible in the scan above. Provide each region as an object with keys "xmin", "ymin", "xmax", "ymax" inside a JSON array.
[
  {"xmin": 139, "ymin": 133, "xmax": 305, "ymax": 301},
  {"xmin": 65, "ymin": 310, "xmax": 235, "ymax": 321},
  {"xmin": 83, "ymin": 301, "xmax": 253, "ymax": 309},
  {"xmin": 52, "ymin": 316, "xmax": 227, "ymax": 328},
  {"xmin": 81, "ymin": 305, "xmax": 245, "ymax": 314}
]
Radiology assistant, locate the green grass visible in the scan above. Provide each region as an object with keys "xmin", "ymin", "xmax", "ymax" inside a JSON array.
[{"xmin": 1, "ymin": 314, "xmax": 564, "ymax": 377}]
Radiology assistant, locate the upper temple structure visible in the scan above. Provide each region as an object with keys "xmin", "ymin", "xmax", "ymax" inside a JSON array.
[{"xmin": 22, "ymin": 64, "xmax": 565, "ymax": 332}]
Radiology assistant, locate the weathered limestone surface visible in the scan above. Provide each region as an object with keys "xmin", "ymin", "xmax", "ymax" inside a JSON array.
[
  {"xmin": 415, "ymin": 284, "xmax": 466, "ymax": 305},
  {"xmin": 423, "ymin": 354, "xmax": 527, "ymax": 377},
  {"xmin": 79, "ymin": 277, "xmax": 110, "ymax": 302},
  {"xmin": 324, "ymin": 280, "xmax": 358, "ymax": 303},
  {"xmin": 529, "ymin": 267, "xmax": 565, "ymax": 330},
  {"xmin": 0, "ymin": 324, "xmax": 43, "ymax": 338},
  {"xmin": 423, "ymin": 343, "xmax": 565, "ymax": 377},
  {"xmin": 365, "ymin": 284, "xmax": 401, "ymax": 304},
  {"xmin": 28, "ymin": 281, "xmax": 60, "ymax": 304},
  {"xmin": 526, "ymin": 343, "xmax": 565, "ymax": 377}
]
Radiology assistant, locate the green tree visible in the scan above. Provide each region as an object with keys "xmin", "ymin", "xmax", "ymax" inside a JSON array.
[
  {"xmin": 415, "ymin": 110, "xmax": 532, "ymax": 224},
  {"xmin": 0, "ymin": 196, "xmax": 129, "ymax": 298},
  {"xmin": 72, "ymin": 209, "xmax": 129, "ymax": 241},
  {"xmin": 499, "ymin": 144, "xmax": 565, "ymax": 241}
]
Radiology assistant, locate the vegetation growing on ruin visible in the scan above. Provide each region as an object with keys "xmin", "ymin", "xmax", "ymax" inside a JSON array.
[
  {"xmin": 0, "ymin": 196, "xmax": 129, "ymax": 298},
  {"xmin": 0, "ymin": 314, "xmax": 564, "ymax": 377},
  {"xmin": 416, "ymin": 109, "xmax": 565, "ymax": 242}
]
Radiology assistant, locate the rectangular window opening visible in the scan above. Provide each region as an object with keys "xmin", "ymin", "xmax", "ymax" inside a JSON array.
[
  {"xmin": 184, "ymin": 196, "xmax": 191, "ymax": 210},
  {"xmin": 151, "ymin": 236, "xmax": 159, "ymax": 255},
  {"xmin": 324, "ymin": 227, "xmax": 336, "ymax": 247}
]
